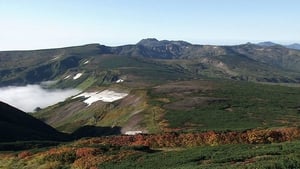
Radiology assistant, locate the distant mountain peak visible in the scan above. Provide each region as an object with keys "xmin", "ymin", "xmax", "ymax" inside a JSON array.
[
  {"xmin": 256, "ymin": 41, "xmax": 300, "ymax": 50},
  {"xmin": 286, "ymin": 43, "xmax": 300, "ymax": 50},
  {"xmin": 257, "ymin": 41, "xmax": 279, "ymax": 47},
  {"xmin": 289, "ymin": 43, "xmax": 300, "ymax": 45},
  {"xmin": 137, "ymin": 38, "xmax": 191, "ymax": 47},
  {"xmin": 137, "ymin": 38, "xmax": 159, "ymax": 45}
]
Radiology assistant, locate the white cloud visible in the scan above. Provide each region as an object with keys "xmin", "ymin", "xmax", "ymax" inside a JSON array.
[{"xmin": 0, "ymin": 85, "xmax": 80, "ymax": 112}]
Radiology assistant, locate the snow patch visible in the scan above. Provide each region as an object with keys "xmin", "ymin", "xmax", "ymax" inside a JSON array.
[
  {"xmin": 73, "ymin": 90, "xmax": 128, "ymax": 106},
  {"xmin": 73, "ymin": 73, "xmax": 83, "ymax": 80},
  {"xmin": 116, "ymin": 79, "xmax": 124, "ymax": 83},
  {"xmin": 51, "ymin": 56, "xmax": 60, "ymax": 61},
  {"xmin": 64, "ymin": 75, "xmax": 71, "ymax": 79},
  {"xmin": 125, "ymin": 131, "xmax": 143, "ymax": 135},
  {"xmin": 40, "ymin": 80, "xmax": 57, "ymax": 87}
]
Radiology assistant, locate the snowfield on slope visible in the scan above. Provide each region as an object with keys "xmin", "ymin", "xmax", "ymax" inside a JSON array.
[
  {"xmin": 73, "ymin": 73, "xmax": 83, "ymax": 80},
  {"xmin": 73, "ymin": 90, "xmax": 128, "ymax": 106},
  {"xmin": 116, "ymin": 79, "xmax": 124, "ymax": 83},
  {"xmin": 64, "ymin": 75, "xmax": 71, "ymax": 79}
]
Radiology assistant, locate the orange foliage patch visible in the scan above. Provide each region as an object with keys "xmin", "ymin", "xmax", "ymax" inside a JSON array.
[
  {"xmin": 75, "ymin": 127, "xmax": 300, "ymax": 148},
  {"xmin": 75, "ymin": 147, "xmax": 99, "ymax": 158},
  {"xmin": 18, "ymin": 151, "xmax": 32, "ymax": 159},
  {"xmin": 73, "ymin": 150, "xmax": 136, "ymax": 169},
  {"xmin": 7, "ymin": 127, "xmax": 299, "ymax": 169}
]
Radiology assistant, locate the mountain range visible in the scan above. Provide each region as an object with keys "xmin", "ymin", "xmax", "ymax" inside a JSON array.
[
  {"xmin": 257, "ymin": 41, "xmax": 300, "ymax": 50},
  {"xmin": 1, "ymin": 38, "xmax": 300, "ymax": 140},
  {"xmin": 1, "ymin": 38, "xmax": 300, "ymax": 88}
]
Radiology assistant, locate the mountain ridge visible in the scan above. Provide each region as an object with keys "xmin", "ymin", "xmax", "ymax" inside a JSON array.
[
  {"xmin": 286, "ymin": 43, "xmax": 300, "ymax": 50},
  {"xmin": 1, "ymin": 38, "xmax": 300, "ymax": 88},
  {"xmin": 0, "ymin": 101, "xmax": 67, "ymax": 141},
  {"xmin": 257, "ymin": 41, "xmax": 300, "ymax": 50},
  {"xmin": 1, "ymin": 39, "xmax": 300, "ymax": 141}
]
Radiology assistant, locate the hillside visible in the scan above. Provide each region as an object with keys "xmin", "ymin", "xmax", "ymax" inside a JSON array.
[
  {"xmin": 1, "ymin": 40, "xmax": 300, "ymax": 168},
  {"xmin": 258, "ymin": 41, "xmax": 300, "ymax": 50},
  {"xmin": 0, "ymin": 101, "xmax": 67, "ymax": 142},
  {"xmin": 286, "ymin": 43, "xmax": 300, "ymax": 50},
  {"xmin": 1, "ymin": 128, "xmax": 300, "ymax": 168},
  {"xmin": 33, "ymin": 79, "xmax": 300, "ymax": 134},
  {"xmin": 1, "ymin": 39, "xmax": 300, "ymax": 88},
  {"xmin": 1, "ymin": 39, "xmax": 300, "ymax": 135}
]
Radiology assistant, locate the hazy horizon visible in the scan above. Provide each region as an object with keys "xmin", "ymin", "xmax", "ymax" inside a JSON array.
[{"xmin": 0, "ymin": 38, "xmax": 299, "ymax": 52}]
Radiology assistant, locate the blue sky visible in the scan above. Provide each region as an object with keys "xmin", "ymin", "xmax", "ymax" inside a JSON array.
[{"xmin": 0, "ymin": 0, "xmax": 299, "ymax": 50}]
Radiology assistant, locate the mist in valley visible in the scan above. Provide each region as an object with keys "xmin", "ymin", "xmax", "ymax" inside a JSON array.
[{"xmin": 0, "ymin": 85, "xmax": 80, "ymax": 112}]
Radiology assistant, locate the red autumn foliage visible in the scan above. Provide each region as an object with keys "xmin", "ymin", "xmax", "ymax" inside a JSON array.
[
  {"xmin": 75, "ymin": 148, "xmax": 98, "ymax": 158},
  {"xmin": 18, "ymin": 151, "xmax": 32, "ymax": 159},
  {"xmin": 90, "ymin": 167, "xmax": 99, "ymax": 169},
  {"xmin": 75, "ymin": 127, "xmax": 300, "ymax": 148},
  {"xmin": 72, "ymin": 150, "xmax": 136, "ymax": 169},
  {"xmin": 15, "ymin": 127, "xmax": 298, "ymax": 169}
]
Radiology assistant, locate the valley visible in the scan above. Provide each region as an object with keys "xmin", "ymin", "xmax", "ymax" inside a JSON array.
[{"xmin": 0, "ymin": 85, "xmax": 79, "ymax": 112}]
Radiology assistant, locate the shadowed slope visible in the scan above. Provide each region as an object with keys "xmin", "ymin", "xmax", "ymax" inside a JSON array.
[{"xmin": 0, "ymin": 101, "xmax": 68, "ymax": 142}]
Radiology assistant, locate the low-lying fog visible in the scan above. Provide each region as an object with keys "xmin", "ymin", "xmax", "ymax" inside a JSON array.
[{"xmin": 0, "ymin": 85, "xmax": 80, "ymax": 112}]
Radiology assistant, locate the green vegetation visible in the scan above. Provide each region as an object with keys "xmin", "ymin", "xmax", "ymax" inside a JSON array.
[
  {"xmin": 2, "ymin": 39, "xmax": 300, "ymax": 87},
  {"xmin": 161, "ymin": 80, "xmax": 300, "ymax": 131},
  {"xmin": 34, "ymin": 78, "xmax": 300, "ymax": 135},
  {"xmin": 100, "ymin": 141, "xmax": 300, "ymax": 169},
  {"xmin": 0, "ymin": 141, "xmax": 61, "ymax": 151},
  {"xmin": 2, "ymin": 40, "xmax": 300, "ymax": 168},
  {"xmin": 2, "ymin": 138, "xmax": 300, "ymax": 169}
]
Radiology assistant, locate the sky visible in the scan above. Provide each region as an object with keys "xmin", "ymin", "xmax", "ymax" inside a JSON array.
[{"xmin": 0, "ymin": 0, "xmax": 299, "ymax": 50}]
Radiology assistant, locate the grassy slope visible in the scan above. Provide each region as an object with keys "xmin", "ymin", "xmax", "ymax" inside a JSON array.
[
  {"xmin": 159, "ymin": 80, "xmax": 300, "ymax": 131},
  {"xmin": 33, "ymin": 55, "xmax": 191, "ymax": 133},
  {"xmin": 100, "ymin": 141, "xmax": 300, "ymax": 169},
  {"xmin": 34, "ymin": 78, "xmax": 300, "ymax": 135},
  {"xmin": 1, "ymin": 138, "xmax": 300, "ymax": 169}
]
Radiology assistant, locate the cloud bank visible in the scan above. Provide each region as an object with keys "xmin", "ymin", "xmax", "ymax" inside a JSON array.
[{"xmin": 0, "ymin": 85, "xmax": 80, "ymax": 112}]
